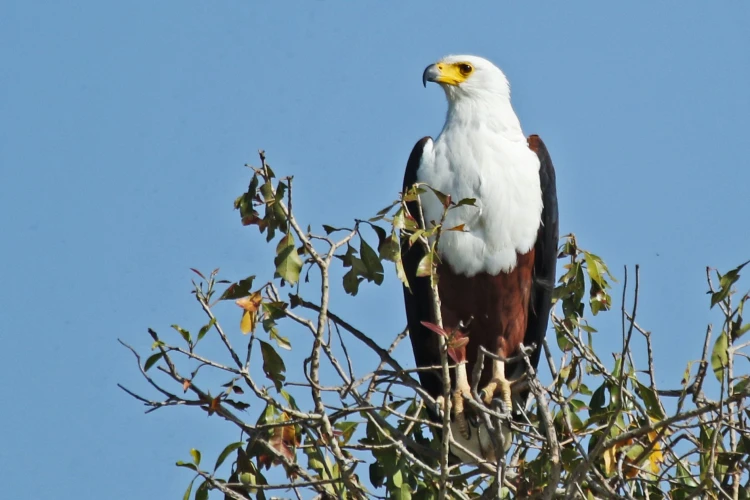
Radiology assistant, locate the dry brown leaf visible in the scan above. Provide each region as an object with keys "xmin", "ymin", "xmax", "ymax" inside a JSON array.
[
  {"xmin": 208, "ymin": 396, "xmax": 221, "ymax": 416},
  {"xmin": 259, "ymin": 412, "xmax": 297, "ymax": 468}
]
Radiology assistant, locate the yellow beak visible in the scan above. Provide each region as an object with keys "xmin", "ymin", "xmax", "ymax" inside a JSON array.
[{"xmin": 422, "ymin": 63, "xmax": 467, "ymax": 87}]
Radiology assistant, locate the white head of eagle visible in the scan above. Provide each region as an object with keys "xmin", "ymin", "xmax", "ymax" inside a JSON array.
[
  {"xmin": 401, "ymin": 55, "xmax": 559, "ymax": 462},
  {"xmin": 423, "ymin": 54, "xmax": 511, "ymax": 101}
]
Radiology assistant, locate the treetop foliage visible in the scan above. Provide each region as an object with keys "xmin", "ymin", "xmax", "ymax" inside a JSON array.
[{"xmin": 121, "ymin": 151, "xmax": 750, "ymax": 499}]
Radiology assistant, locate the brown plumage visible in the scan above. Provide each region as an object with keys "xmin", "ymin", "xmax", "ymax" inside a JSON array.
[{"xmin": 437, "ymin": 250, "xmax": 535, "ymax": 390}]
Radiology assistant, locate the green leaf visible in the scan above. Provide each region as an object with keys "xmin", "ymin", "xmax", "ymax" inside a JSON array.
[
  {"xmin": 675, "ymin": 457, "xmax": 698, "ymax": 487},
  {"xmin": 280, "ymin": 389, "xmax": 298, "ymax": 409},
  {"xmin": 392, "ymin": 468, "xmax": 403, "ymax": 488},
  {"xmin": 566, "ymin": 407, "xmax": 585, "ymax": 431},
  {"xmin": 172, "ymin": 324, "xmax": 192, "ymax": 345},
  {"xmin": 322, "ymin": 224, "xmax": 346, "ymax": 234},
  {"xmin": 337, "ymin": 243, "xmax": 358, "ymax": 267},
  {"xmin": 144, "ymin": 352, "xmax": 163, "ymax": 372},
  {"xmin": 370, "ymin": 223, "xmax": 388, "ymax": 246},
  {"xmin": 378, "ymin": 233, "xmax": 400, "ymax": 262},
  {"xmin": 455, "ymin": 197, "xmax": 476, "ymax": 207},
  {"xmin": 195, "ymin": 481, "xmax": 208, "ymax": 500},
  {"xmin": 334, "ymin": 421, "xmax": 358, "ymax": 444},
  {"xmin": 394, "ymin": 482, "xmax": 412, "ymax": 500},
  {"xmin": 734, "ymin": 376, "xmax": 750, "ymax": 395},
  {"xmin": 219, "ymin": 276, "xmax": 256, "ymax": 301},
  {"xmin": 196, "ymin": 318, "xmax": 216, "ymax": 343},
  {"xmin": 711, "ymin": 260, "xmax": 750, "ymax": 308},
  {"xmin": 214, "ymin": 442, "xmax": 244, "ymax": 472},
  {"xmin": 359, "ymin": 238, "xmax": 384, "ymax": 284},
  {"xmin": 375, "ymin": 202, "xmax": 398, "ymax": 217},
  {"xmin": 732, "ymin": 321, "xmax": 750, "ymax": 341},
  {"xmin": 269, "ymin": 329, "xmax": 292, "ymax": 350},
  {"xmin": 342, "ymin": 269, "xmax": 361, "ymax": 296},
  {"xmin": 259, "ymin": 179, "xmax": 275, "ymax": 203},
  {"xmin": 415, "ymin": 251, "xmax": 434, "ymax": 278},
  {"xmin": 369, "ymin": 462, "xmax": 385, "ymax": 488},
  {"xmin": 379, "ymin": 238, "xmax": 400, "ymax": 262},
  {"xmin": 711, "ymin": 331, "xmax": 729, "ymax": 382},
  {"xmin": 190, "ymin": 448, "xmax": 201, "ymax": 466},
  {"xmin": 396, "ymin": 257, "xmax": 410, "ymax": 290},
  {"xmin": 426, "ymin": 186, "xmax": 450, "ymax": 208},
  {"xmin": 554, "ymin": 321, "xmax": 573, "ymax": 352},
  {"xmin": 259, "ymin": 340, "xmax": 286, "ymax": 390},
  {"xmin": 625, "ymin": 443, "xmax": 647, "ymax": 462},
  {"xmin": 392, "ymin": 207, "xmax": 406, "ymax": 230},
  {"xmin": 634, "ymin": 380, "xmax": 666, "ymax": 420},
  {"xmin": 589, "ymin": 282, "xmax": 611, "ymax": 316},
  {"xmin": 408, "ymin": 229, "xmax": 425, "ymax": 247},
  {"xmin": 262, "ymin": 301, "xmax": 288, "ymax": 321},
  {"xmin": 307, "ymin": 450, "xmax": 327, "ymax": 475},
  {"xmin": 176, "ymin": 460, "xmax": 197, "ymax": 471},
  {"xmin": 274, "ymin": 234, "xmax": 303, "ymax": 285},
  {"xmin": 584, "ymin": 252, "xmax": 605, "ymax": 287},
  {"xmin": 272, "ymin": 180, "xmax": 287, "ymax": 223},
  {"xmin": 182, "ymin": 478, "xmax": 196, "ymax": 500}
]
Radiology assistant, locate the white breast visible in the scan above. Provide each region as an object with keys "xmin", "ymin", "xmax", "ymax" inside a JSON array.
[{"xmin": 417, "ymin": 127, "xmax": 542, "ymax": 277}]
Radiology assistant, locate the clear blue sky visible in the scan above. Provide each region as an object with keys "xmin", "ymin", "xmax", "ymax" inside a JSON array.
[{"xmin": 2, "ymin": 1, "xmax": 749, "ymax": 498}]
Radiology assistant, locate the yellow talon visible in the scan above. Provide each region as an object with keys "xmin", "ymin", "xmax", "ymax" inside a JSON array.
[
  {"xmin": 480, "ymin": 377, "xmax": 512, "ymax": 412},
  {"xmin": 452, "ymin": 389, "xmax": 471, "ymax": 440}
]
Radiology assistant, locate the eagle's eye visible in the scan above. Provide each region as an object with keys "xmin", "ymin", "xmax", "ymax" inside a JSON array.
[{"xmin": 458, "ymin": 63, "xmax": 473, "ymax": 76}]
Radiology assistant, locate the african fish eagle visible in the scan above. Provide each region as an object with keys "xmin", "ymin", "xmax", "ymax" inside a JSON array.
[{"xmin": 401, "ymin": 55, "xmax": 558, "ymax": 462}]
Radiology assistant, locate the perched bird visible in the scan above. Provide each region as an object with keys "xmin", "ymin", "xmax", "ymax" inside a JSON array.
[{"xmin": 401, "ymin": 55, "xmax": 559, "ymax": 462}]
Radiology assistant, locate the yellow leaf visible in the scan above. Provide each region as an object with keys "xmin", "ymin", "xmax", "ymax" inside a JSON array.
[
  {"xmin": 646, "ymin": 431, "xmax": 664, "ymax": 473},
  {"xmin": 236, "ymin": 292, "xmax": 262, "ymax": 312},
  {"xmin": 236, "ymin": 292, "xmax": 262, "ymax": 334},
  {"xmin": 603, "ymin": 446, "xmax": 616, "ymax": 476},
  {"xmin": 240, "ymin": 310, "xmax": 255, "ymax": 334}
]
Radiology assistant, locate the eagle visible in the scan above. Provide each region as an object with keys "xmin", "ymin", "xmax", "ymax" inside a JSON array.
[{"xmin": 401, "ymin": 55, "xmax": 558, "ymax": 462}]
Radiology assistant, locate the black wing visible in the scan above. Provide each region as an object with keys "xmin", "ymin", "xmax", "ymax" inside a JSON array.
[
  {"xmin": 401, "ymin": 137, "xmax": 445, "ymax": 403},
  {"xmin": 522, "ymin": 135, "xmax": 559, "ymax": 375}
]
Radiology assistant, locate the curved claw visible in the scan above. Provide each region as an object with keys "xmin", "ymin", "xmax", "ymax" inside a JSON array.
[
  {"xmin": 434, "ymin": 395, "xmax": 446, "ymax": 420},
  {"xmin": 480, "ymin": 377, "xmax": 512, "ymax": 409},
  {"xmin": 490, "ymin": 397, "xmax": 512, "ymax": 417},
  {"xmin": 479, "ymin": 387, "xmax": 492, "ymax": 405},
  {"xmin": 452, "ymin": 389, "xmax": 471, "ymax": 440}
]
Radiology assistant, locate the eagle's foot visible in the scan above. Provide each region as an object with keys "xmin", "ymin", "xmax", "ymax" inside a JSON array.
[
  {"xmin": 433, "ymin": 392, "xmax": 472, "ymax": 440},
  {"xmin": 490, "ymin": 397, "xmax": 512, "ymax": 419},
  {"xmin": 452, "ymin": 388, "xmax": 472, "ymax": 440},
  {"xmin": 435, "ymin": 395, "xmax": 446, "ymax": 419},
  {"xmin": 479, "ymin": 377, "xmax": 512, "ymax": 412}
]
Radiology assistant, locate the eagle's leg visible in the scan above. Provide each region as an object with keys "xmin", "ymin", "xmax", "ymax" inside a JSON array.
[
  {"xmin": 479, "ymin": 359, "xmax": 512, "ymax": 413},
  {"xmin": 452, "ymin": 361, "xmax": 472, "ymax": 440}
]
